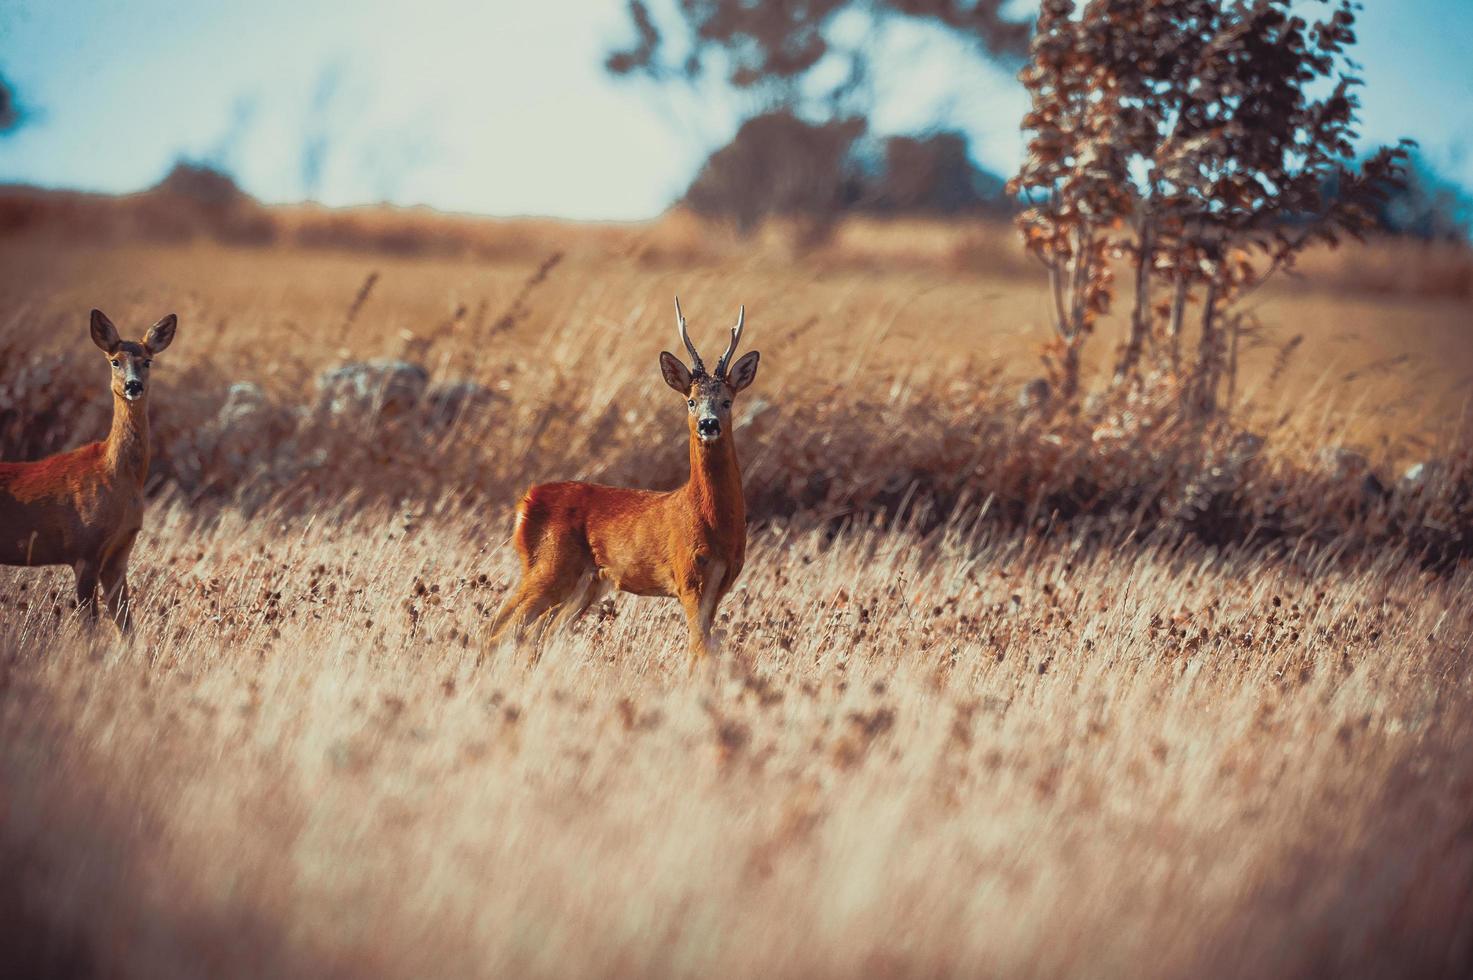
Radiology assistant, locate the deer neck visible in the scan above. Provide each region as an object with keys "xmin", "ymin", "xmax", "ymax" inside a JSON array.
[
  {"xmin": 686, "ymin": 431, "xmax": 744, "ymax": 532},
  {"xmin": 105, "ymin": 392, "xmax": 150, "ymax": 486}
]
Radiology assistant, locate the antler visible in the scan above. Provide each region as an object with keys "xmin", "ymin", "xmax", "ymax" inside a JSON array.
[
  {"xmin": 674, "ymin": 296, "xmax": 706, "ymax": 376},
  {"xmin": 715, "ymin": 305, "xmax": 745, "ymax": 379}
]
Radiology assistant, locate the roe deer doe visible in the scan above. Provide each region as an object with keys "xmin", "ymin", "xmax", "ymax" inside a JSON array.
[
  {"xmin": 0, "ymin": 309, "xmax": 178, "ymax": 630},
  {"xmin": 489, "ymin": 298, "xmax": 759, "ymax": 667}
]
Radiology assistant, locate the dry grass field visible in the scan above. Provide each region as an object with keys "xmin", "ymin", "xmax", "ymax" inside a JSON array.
[{"xmin": 2, "ymin": 203, "xmax": 1472, "ymax": 977}]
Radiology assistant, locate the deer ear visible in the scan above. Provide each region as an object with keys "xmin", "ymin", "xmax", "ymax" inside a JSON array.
[
  {"xmin": 659, "ymin": 351, "xmax": 692, "ymax": 393},
  {"xmin": 90, "ymin": 309, "xmax": 120, "ymax": 354},
  {"xmin": 727, "ymin": 350, "xmax": 759, "ymax": 393},
  {"xmin": 144, "ymin": 313, "xmax": 177, "ymax": 354}
]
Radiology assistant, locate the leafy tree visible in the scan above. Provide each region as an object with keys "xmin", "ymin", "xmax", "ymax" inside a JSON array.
[
  {"xmin": 1009, "ymin": 0, "xmax": 1409, "ymax": 405},
  {"xmin": 1367, "ymin": 150, "xmax": 1470, "ymax": 243},
  {"xmin": 683, "ymin": 111, "xmax": 867, "ymax": 235},
  {"xmin": 1, "ymin": 72, "xmax": 22, "ymax": 135},
  {"xmin": 608, "ymin": 0, "xmax": 1030, "ymax": 116},
  {"xmin": 607, "ymin": 0, "xmax": 1030, "ymax": 229},
  {"xmin": 856, "ymin": 131, "xmax": 1012, "ymax": 215},
  {"xmin": 681, "ymin": 112, "xmax": 1013, "ymax": 236}
]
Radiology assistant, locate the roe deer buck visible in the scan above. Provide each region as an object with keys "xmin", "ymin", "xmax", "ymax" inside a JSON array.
[
  {"xmin": 489, "ymin": 298, "xmax": 760, "ymax": 666},
  {"xmin": 0, "ymin": 309, "xmax": 178, "ymax": 630}
]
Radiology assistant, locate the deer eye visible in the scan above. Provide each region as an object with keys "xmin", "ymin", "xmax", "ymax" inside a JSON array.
[
  {"xmin": 687, "ymin": 399, "xmax": 695, "ymax": 409},
  {"xmin": 723, "ymin": 400, "xmax": 732, "ymax": 409},
  {"xmin": 143, "ymin": 360, "xmax": 152, "ymax": 367},
  {"xmin": 110, "ymin": 359, "xmax": 120, "ymax": 367}
]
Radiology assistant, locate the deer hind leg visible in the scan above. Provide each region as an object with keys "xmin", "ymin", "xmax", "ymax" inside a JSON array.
[
  {"xmin": 520, "ymin": 561, "xmax": 594, "ymax": 643},
  {"xmin": 487, "ymin": 578, "xmax": 541, "ymax": 644},
  {"xmin": 549, "ymin": 572, "xmax": 608, "ymax": 634},
  {"xmin": 487, "ymin": 583, "xmax": 527, "ymax": 642},
  {"xmin": 72, "ymin": 558, "xmax": 100, "ymax": 624},
  {"xmin": 100, "ymin": 531, "xmax": 139, "ymax": 633},
  {"xmin": 488, "ymin": 544, "xmax": 591, "ymax": 646},
  {"xmin": 487, "ymin": 552, "xmax": 551, "ymax": 644},
  {"xmin": 488, "ymin": 568, "xmax": 570, "ymax": 643}
]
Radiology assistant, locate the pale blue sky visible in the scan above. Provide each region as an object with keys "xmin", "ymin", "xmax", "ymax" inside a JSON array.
[{"xmin": 1, "ymin": 0, "xmax": 1469, "ymax": 220}]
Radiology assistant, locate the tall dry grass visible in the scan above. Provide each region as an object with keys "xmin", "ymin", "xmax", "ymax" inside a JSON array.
[
  {"xmin": 1, "ymin": 235, "xmax": 1469, "ymax": 565},
  {"xmin": 2, "ymin": 507, "xmax": 1470, "ymax": 977},
  {"xmin": 1, "ymin": 216, "xmax": 1472, "ymax": 977}
]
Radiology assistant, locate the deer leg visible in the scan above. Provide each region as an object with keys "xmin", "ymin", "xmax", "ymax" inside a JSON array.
[
  {"xmin": 100, "ymin": 531, "xmax": 139, "ymax": 633},
  {"xmin": 73, "ymin": 558, "xmax": 100, "ymax": 623},
  {"xmin": 489, "ymin": 579, "xmax": 549, "ymax": 644},
  {"xmin": 698, "ymin": 559, "xmax": 728, "ymax": 640},
  {"xmin": 680, "ymin": 559, "xmax": 728, "ymax": 671},
  {"xmin": 522, "ymin": 564, "xmax": 590, "ymax": 642},
  {"xmin": 487, "ymin": 582, "xmax": 532, "ymax": 642},
  {"xmin": 678, "ymin": 590, "xmax": 706, "ymax": 670},
  {"xmin": 549, "ymin": 572, "xmax": 606, "ymax": 634},
  {"xmin": 489, "ymin": 563, "xmax": 584, "ymax": 646}
]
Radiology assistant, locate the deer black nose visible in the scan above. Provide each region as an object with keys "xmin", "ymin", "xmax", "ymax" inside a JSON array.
[
  {"xmin": 697, "ymin": 417, "xmax": 721, "ymax": 438},
  {"xmin": 124, "ymin": 380, "xmax": 143, "ymax": 397}
]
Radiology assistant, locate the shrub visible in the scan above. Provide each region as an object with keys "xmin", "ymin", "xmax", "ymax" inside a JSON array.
[{"xmin": 1009, "ymin": 0, "xmax": 1409, "ymax": 405}]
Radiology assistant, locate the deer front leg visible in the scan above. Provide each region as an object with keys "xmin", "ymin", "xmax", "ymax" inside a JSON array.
[
  {"xmin": 73, "ymin": 558, "xmax": 100, "ymax": 623},
  {"xmin": 679, "ymin": 558, "xmax": 727, "ymax": 671},
  {"xmin": 678, "ymin": 590, "xmax": 709, "ymax": 671},
  {"xmin": 100, "ymin": 530, "xmax": 138, "ymax": 633},
  {"xmin": 102, "ymin": 568, "xmax": 131, "ymax": 632}
]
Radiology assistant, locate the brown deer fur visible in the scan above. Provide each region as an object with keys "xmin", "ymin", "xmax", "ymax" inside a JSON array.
[
  {"xmin": 489, "ymin": 300, "xmax": 759, "ymax": 664},
  {"xmin": 0, "ymin": 309, "xmax": 177, "ymax": 629}
]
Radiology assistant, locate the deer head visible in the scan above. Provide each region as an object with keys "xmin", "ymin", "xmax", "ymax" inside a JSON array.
[
  {"xmin": 660, "ymin": 297, "xmax": 760, "ymax": 445},
  {"xmin": 90, "ymin": 309, "xmax": 177, "ymax": 403}
]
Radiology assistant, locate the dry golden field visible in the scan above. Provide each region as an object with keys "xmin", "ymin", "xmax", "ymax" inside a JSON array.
[{"xmin": 2, "ymin": 205, "xmax": 1472, "ymax": 977}]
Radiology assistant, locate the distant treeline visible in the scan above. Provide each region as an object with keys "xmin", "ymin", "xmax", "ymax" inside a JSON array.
[
  {"xmin": 680, "ymin": 111, "xmax": 1469, "ymax": 245},
  {"xmin": 683, "ymin": 113, "xmax": 1013, "ymax": 236}
]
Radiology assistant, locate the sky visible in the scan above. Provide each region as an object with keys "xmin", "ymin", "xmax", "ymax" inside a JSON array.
[{"xmin": 1, "ymin": 0, "xmax": 1470, "ymax": 221}]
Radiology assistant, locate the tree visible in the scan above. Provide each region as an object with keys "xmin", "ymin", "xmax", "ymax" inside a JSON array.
[
  {"xmin": 1, "ymin": 72, "xmax": 23, "ymax": 136},
  {"xmin": 870, "ymin": 131, "xmax": 1011, "ymax": 215},
  {"xmin": 1366, "ymin": 150, "xmax": 1471, "ymax": 243},
  {"xmin": 1009, "ymin": 0, "xmax": 1409, "ymax": 405},
  {"xmin": 679, "ymin": 112, "xmax": 1014, "ymax": 236},
  {"xmin": 683, "ymin": 111, "xmax": 867, "ymax": 234},
  {"xmin": 608, "ymin": 0, "xmax": 1030, "ymax": 117},
  {"xmin": 607, "ymin": 0, "xmax": 1031, "ymax": 230}
]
